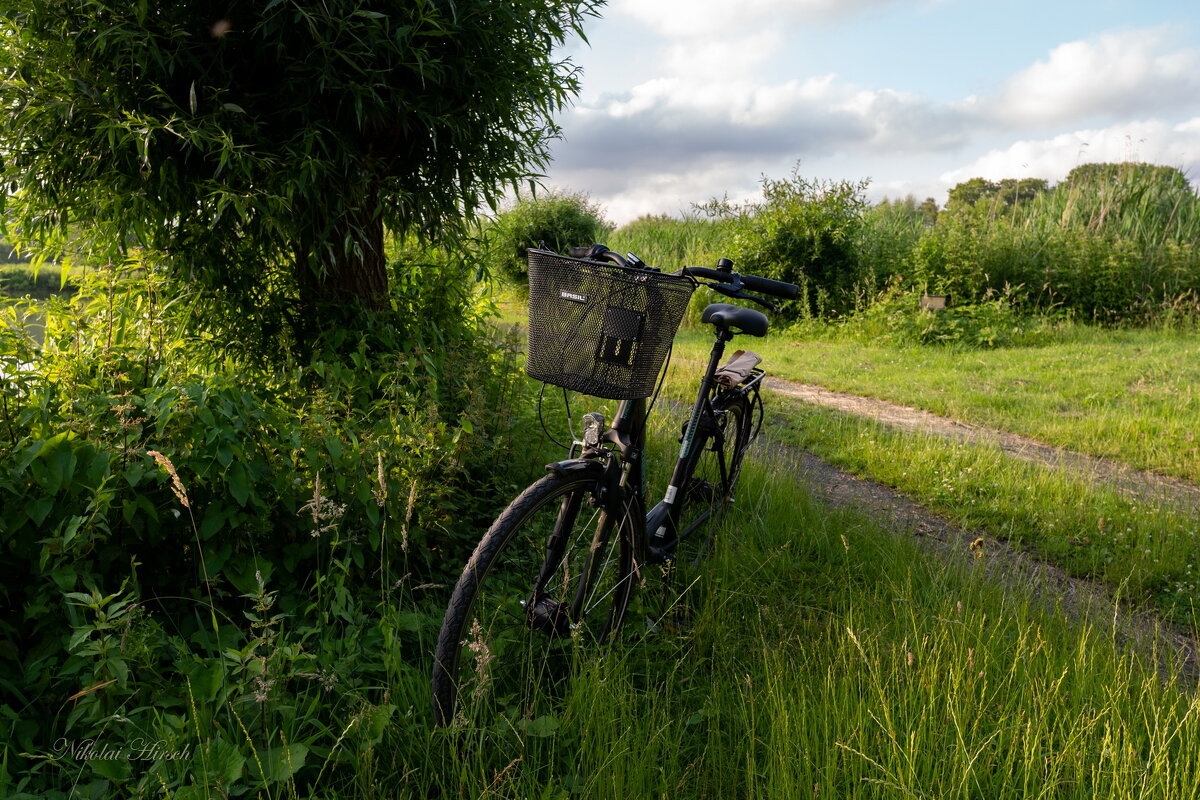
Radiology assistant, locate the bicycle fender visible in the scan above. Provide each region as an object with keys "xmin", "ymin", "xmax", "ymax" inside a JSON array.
[{"xmin": 544, "ymin": 458, "xmax": 606, "ymax": 478}]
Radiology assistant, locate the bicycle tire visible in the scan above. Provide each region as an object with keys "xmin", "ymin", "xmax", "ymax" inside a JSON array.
[
  {"xmin": 672, "ymin": 391, "xmax": 753, "ymax": 570},
  {"xmin": 431, "ymin": 469, "xmax": 637, "ymax": 728}
]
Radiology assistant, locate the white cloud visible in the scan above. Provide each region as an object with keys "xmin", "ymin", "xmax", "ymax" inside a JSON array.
[
  {"xmin": 991, "ymin": 28, "xmax": 1200, "ymax": 125},
  {"xmin": 552, "ymin": 161, "xmax": 768, "ymax": 225},
  {"xmin": 547, "ymin": 19, "xmax": 1200, "ymax": 223},
  {"xmin": 939, "ymin": 118, "xmax": 1200, "ymax": 187},
  {"xmin": 568, "ymin": 70, "xmax": 965, "ymax": 164}
]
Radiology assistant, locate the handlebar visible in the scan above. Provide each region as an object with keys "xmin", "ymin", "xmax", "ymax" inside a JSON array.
[
  {"xmin": 567, "ymin": 244, "xmax": 630, "ymax": 267},
  {"xmin": 683, "ymin": 266, "xmax": 799, "ymax": 301},
  {"xmin": 560, "ymin": 244, "xmax": 799, "ymax": 310}
]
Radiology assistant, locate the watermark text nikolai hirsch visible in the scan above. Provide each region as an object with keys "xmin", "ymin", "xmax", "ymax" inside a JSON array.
[{"xmin": 53, "ymin": 737, "xmax": 194, "ymax": 762}]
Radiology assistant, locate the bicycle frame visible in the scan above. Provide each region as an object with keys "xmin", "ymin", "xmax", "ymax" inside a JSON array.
[{"xmin": 559, "ymin": 323, "xmax": 757, "ymax": 570}]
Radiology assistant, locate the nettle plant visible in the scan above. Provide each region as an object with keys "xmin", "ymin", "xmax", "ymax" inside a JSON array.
[{"xmin": 0, "ymin": 258, "xmax": 531, "ymax": 797}]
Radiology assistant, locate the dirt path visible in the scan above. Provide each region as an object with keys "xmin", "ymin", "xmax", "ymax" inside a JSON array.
[
  {"xmin": 765, "ymin": 377, "xmax": 1200, "ymax": 511},
  {"xmin": 754, "ymin": 379, "xmax": 1200, "ymax": 684}
]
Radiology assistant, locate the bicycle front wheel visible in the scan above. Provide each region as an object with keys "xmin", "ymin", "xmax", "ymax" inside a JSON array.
[{"xmin": 432, "ymin": 469, "xmax": 636, "ymax": 728}]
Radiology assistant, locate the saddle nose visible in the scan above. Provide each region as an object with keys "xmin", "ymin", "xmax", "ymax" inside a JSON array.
[{"xmin": 700, "ymin": 303, "xmax": 769, "ymax": 337}]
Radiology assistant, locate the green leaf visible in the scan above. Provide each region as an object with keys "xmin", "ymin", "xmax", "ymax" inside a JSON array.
[
  {"xmin": 31, "ymin": 438, "xmax": 76, "ymax": 494},
  {"xmin": 24, "ymin": 496, "xmax": 54, "ymax": 526},
  {"xmin": 395, "ymin": 610, "xmax": 428, "ymax": 632},
  {"xmin": 247, "ymin": 743, "xmax": 308, "ymax": 784},
  {"xmin": 108, "ymin": 657, "xmax": 129, "ymax": 686},
  {"xmin": 91, "ymin": 757, "xmax": 131, "ymax": 781},
  {"xmin": 323, "ymin": 434, "xmax": 343, "ymax": 460},
  {"xmin": 199, "ymin": 506, "xmax": 228, "ymax": 539},
  {"xmin": 227, "ymin": 462, "xmax": 250, "ymax": 507},
  {"xmin": 199, "ymin": 737, "xmax": 245, "ymax": 784},
  {"xmin": 61, "ymin": 515, "xmax": 85, "ymax": 547},
  {"xmin": 522, "ymin": 715, "xmax": 559, "ymax": 738},
  {"xmin": 362, "ymin": 705, "xmax": 396, "ymax": 748},
  {"xmin": 123, "ymin": 461, "xmax": 147, "ymax": 488},
  {"xmin": 185, "ymin": 662, "xmax": 225, "ymax": 703},
  {"xmin": 68, "ymin": 627, "xmax": 92, "ymax": 652}
]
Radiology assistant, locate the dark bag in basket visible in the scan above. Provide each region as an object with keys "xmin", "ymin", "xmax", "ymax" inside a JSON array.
[{"xmin": 525, "ymin": 249, "xmax": 695, "ymax": 400}]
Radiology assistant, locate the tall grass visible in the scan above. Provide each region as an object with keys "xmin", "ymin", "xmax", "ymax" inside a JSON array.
[
  {"xmin": 606, "ymin": 213, "xmax": 734, "ymax": 270},
  {"xmin": 910, "ymin": 163, "xmax": 1200, "ymax": 322},
  {"xmin": 406, "ymin": 445, "xmax": 1200, "ymax": 798}
]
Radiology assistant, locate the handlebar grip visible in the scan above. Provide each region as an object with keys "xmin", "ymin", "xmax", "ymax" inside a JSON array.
[
  {"xmin": 739, "ymin": 273, "xmax": 799, "ymax": 300},
  {"xmin": 683, "ymin": 266, "xmax": 799, "ymax": 300}
]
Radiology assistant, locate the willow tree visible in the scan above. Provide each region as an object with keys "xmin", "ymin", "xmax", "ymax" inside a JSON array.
[{"xmin": 0, "ymin": 1, "xmax": 597, "ymax": 345}]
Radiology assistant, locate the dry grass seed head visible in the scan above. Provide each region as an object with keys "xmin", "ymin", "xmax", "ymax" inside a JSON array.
[{"xmin": 147, "ymin": 450, "xmax": 189, "ymax": 508}]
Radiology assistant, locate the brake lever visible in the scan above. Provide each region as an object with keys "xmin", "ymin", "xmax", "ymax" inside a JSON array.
[
  {"xmin": 740, "ymin": 292, "xmax": 777, "ymax": 312},
  {"xmin": 710, "ymin": 283, "xmax": 778, "ymax": 312}
]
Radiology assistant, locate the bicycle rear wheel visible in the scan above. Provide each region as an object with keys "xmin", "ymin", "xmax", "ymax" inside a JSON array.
[
  {"xmin": 432, "ymin": 469, "xmax": 636, "ymax": 728},
  {"xmin": 672, "ymin": 391, "xmax": 753, "ymax": 571}
]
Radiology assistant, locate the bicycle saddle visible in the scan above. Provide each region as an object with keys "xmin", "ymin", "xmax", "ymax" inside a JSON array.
[{"xmin": 700, "ymin": 303, "xmax": 768, "ymax": 337}]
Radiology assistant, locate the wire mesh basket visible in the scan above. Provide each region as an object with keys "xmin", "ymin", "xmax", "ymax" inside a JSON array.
[{"xmin": 525, "ymin": 248, "xmax": 696, "ymax": 400}]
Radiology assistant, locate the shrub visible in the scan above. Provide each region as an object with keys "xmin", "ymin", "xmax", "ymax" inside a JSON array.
[
  {"xmin": 722, "ymin": 166, "xmax": 869, "ymax": 320},
  {"xmin": 909, "ymin": 163, "xmax": 1200, "ymax": 322},
  {"xmin": 483, "ymin": 190, "xmax": 610, "ymax": 284},
  {"xmin": 840, "ymin": 281, "xmax": 1053, "ymax": 349}
]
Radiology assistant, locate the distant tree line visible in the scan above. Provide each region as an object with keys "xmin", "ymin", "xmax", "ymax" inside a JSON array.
[{"xmin": 486, "ymin": 162, "xmax": 1200, "ymax": 325}]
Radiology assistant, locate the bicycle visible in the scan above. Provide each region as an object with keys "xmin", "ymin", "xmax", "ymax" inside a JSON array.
[{"xmin": 431, "ymin": 245, "xmax": 797, "ymax": 727}]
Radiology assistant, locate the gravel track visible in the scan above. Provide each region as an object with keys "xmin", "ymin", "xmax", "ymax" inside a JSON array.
[{"xmin": 756, "ymin": 378, "xmax": 1200, "ymax": 685}]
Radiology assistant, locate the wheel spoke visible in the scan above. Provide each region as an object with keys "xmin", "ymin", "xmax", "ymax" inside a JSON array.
[{"xmin": 432, "ymin": 472, "xmax": 635, "ymax": 727}]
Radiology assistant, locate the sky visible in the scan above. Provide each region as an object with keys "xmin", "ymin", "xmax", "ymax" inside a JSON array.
[{"xmin": 545, "ymin": 0, "xmax": 1200, "ymax": 225}]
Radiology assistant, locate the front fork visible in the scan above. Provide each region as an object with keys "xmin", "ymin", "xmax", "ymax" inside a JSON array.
[{"xmin": 529, "ymin": 400, "xmax": 645, "ymax": 634}]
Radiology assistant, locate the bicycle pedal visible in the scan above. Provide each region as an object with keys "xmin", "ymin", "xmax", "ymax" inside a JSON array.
[
  {"xmin": 647, "ymin": 540, "xmax": 676, "ymax": 565},
  {"xmin": 527, "ymin": 597, "xmax": 571, "ymax": 638}
]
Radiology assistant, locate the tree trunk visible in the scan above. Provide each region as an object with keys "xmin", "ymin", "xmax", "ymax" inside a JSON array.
[
  {"xmin": 296, "ymin": 202, "xmax": 390, "ymax": 314},
  {"xmin": 329, "ymin": 208, "xmax": 390, "ymax": 310}
]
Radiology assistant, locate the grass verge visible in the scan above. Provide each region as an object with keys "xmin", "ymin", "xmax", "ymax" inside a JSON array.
[
  {"xmin": 673, "ymin": 323, "xmax": 1200, "ymax": 484},
  {"xmin": 768, "ymin": 396, "xmax": 1200, "ymax": 624}
]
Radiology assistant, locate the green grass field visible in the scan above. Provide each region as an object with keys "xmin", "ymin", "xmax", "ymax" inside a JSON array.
[
  {"xmin": 387, "ymin": 440, "xmax": 1200, "ymax": 798},
  {"xmin": 668, "ymin": 315, "xmax": 1200, "ymax": 620}
]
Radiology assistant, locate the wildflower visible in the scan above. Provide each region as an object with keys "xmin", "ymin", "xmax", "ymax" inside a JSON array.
[
  {"xmin": 969, "ymin": 537, "xmax": 985, "ymax": 559},
  {"xmin": 467, "ymin": 619, "xmax": 493, "ymax": 699},
  {"xmin": 298, "ymin": 472, "xmax": 347, "ymax": 538},
  {"xmin": 372, "ymin": 452, "xmax": 387, "ymax": 508}
]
